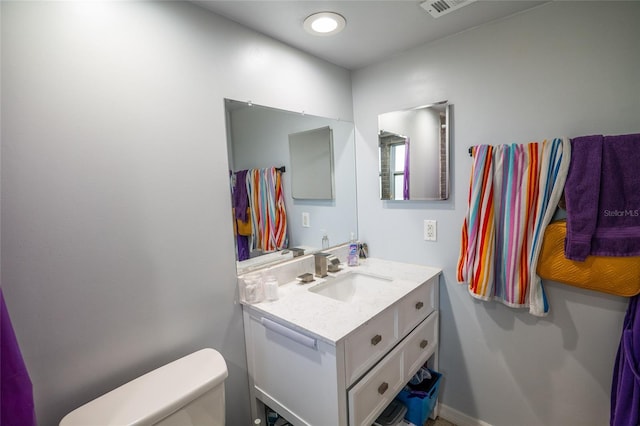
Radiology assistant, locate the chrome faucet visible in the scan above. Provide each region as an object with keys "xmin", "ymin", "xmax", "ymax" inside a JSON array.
[{"xmin": 315, "ymin": 252, "xmax": 341, "ymax": 277}]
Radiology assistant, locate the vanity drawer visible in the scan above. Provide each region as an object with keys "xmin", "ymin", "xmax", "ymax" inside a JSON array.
[
  {"xmin": 398, "ymin": 278, "xmax": 436, "ymax": 337},
  {"xmin": 344, "ymin": 307, "xmax": 397, "ymax": 386},
  {"xmin": 347, "ymin": 348, "xmax": 403, "ymax": 426},
  {"xmin": 404, "ymin": 311, "xmax": 438, "ymax": 378}
]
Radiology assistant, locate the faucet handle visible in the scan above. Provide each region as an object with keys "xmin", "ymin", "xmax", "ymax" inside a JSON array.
[
  {"xmin": 297, "ymin": 272, "xmax": 315, "ymax": 284},
  {"xmin": 326, "ymin": 254, "xmax": 341, "ymax": 272},
  {"xmin": 290, "ymin": 247, "xmax": 305, "ymax": 257}
]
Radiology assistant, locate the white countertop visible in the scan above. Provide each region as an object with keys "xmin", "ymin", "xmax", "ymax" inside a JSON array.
[{"xmin": 241, "ymin": 258, "xmax": 441, "ymax": 345}]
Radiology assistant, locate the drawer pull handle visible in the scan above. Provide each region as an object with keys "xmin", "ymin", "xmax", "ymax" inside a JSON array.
[
  {"xmin": 415, "ymin": 301, "xmax": 424, "ymax": 310},
  {"xmin": 371, "ymin": 334, "xmax": 382, "ymax": 346},
  {"xmin": 420, "ymin": 339, "xmax": 429, "ymax": 349},
  {"xmin": 378, "ymin": 382, "xmax": 389, "ymax": 395}
]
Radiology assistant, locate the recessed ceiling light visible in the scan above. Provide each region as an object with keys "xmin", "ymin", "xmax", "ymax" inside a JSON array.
[{"xmin": 303, "ymin": 12, "xmax": 346, "ymax": 36}]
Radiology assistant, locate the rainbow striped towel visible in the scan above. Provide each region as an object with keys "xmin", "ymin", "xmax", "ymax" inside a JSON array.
[
  {"xmin": 457, "ymin": 138, "xmax": 571, "ymax": 316},
  {"xmin": 247, "ymin": 167, "xmax": 288, "ymax": 253}
]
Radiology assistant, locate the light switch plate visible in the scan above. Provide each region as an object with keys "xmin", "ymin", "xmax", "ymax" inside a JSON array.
[{"xmin": 302, "ymin": 212, "xmax": 310, "ymax": 228}]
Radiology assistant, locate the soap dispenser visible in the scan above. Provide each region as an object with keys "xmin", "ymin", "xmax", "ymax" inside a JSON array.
[{"xmin": 347, "ymin": 232, "xmax": 359, "ymax": 266}]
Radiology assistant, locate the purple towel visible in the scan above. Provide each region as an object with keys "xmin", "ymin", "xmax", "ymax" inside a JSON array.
[
  {"xmin": 1, "ymin": 288, "xmax": 37, "ymax": 426},
  {"xmin": 232, "ymin": 170, "xmax": 251, "ymax": 261},
  {"xmin": 611, "ymin": 295, "xmax": 640, "ymax": 426},
  {"xmin": 565, "ymin": 133, "xmax": 640, "ymax": 261},
  {"xmin": 233, "ymin": 169, "xmax": 249, "ymax": 222}
]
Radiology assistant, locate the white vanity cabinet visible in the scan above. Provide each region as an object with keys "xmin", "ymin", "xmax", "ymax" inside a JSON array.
[{"xmin": 242, "ymin": 260, "xmax": 441, "ymax": 426}]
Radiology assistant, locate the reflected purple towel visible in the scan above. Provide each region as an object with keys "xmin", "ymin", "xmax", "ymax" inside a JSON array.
[
  {"xmin": 233, "ymin": 170, "xmax": 250, "ymax": 261},
  {"xmin": 565, "ymin": 134, "xmax": 640, "ymax": 261},
  {"xmin": 1, "ymin": 288, "xmax": 37, "ymax": 426},
  {"xmin": 611, "ymin": 295, "xmax": 640, "ymax": 426},
  {"xmin": 233, "ymin": 169, "xmax": 249, "ymax": 221}
]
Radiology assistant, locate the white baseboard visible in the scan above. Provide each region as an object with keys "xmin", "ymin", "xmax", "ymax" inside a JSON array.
[{"xmin": 437, "ymin": 403, "xmax": 493, "ymax": 426}]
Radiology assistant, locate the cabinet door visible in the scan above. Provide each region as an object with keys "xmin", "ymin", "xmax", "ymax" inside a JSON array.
[
  {"xmin": 247, "ymin": 314, "xmax": 342, "ymax": 425},
  {"xmin": 344, "ymin": 307, "xmax": 397, "ymax": 386}
]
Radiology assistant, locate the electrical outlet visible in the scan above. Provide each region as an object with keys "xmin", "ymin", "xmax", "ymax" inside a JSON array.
[
  {"xmin": 302, "ymin": 212, "xmax": 310, "ymax": 228},
  {"xmin": 424, "ymin": 220, "xmax": 437, "ymax": 241}
]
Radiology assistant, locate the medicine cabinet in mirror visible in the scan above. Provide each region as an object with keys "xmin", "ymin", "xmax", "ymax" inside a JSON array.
[
  {"xmin": 378, "ymin": 101, "xmax": 450, "ymax": 200},
  {"xmin": 225, "ymin": 99, "xmax": 357, "ymax": 275},
  {"xmin": 289, "ymin": 126, "xmax": 335, "ymax": 200}
]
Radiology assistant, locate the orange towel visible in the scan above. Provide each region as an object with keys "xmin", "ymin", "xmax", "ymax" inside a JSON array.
[
  {"xmin": 537, "ymin": 220, "xmax": 640, "ymax": 297},
  {"xmin": 232, "ymin": 208, "xmax": 252, "ymax": 237},
  {"xmin": 237, "ymin": 208, "xmax": 252, "ymax": 236}
]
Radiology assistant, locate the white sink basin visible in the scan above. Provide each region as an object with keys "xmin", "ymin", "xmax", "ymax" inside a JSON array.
[{"xmin": 309, "ymin": 271, "xmax": 393, "ymax": 303}]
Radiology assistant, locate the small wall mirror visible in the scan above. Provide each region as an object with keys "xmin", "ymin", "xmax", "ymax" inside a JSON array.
[
  {"xmin": 378, "ymin": 101, "xmax": 450, "ymax": 200},
  {"xmin": 225, "ymin": 99, "xmax": 357, "ymax": 274}
]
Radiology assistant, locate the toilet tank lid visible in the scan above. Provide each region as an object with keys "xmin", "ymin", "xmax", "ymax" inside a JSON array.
[{"xmin": 60, "ymin": 348, "xmax": 228, "ymax": 426}]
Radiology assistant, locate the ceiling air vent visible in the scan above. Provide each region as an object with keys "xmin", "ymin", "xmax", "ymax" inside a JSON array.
[{"xmin": 420, "ymin": 0, "xmax": 477, "ymax": 18}]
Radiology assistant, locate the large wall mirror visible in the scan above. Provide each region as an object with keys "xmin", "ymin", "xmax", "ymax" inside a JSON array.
[
  {"xmin": 378, "ymin": 101, "xmax": 450, "ymax": 200},
  {"xmin": 225, "ymin": 99, "xmax": 357, "ymax": 274}
]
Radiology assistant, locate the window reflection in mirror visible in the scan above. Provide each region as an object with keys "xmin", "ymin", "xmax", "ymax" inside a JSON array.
[
  {"xmin": 225, "ymin": 99, "xmax": 357, "ymax": 274},
  {"xmin": 378, "ymin": 101, "xmax": 450, "ymax": 200}
]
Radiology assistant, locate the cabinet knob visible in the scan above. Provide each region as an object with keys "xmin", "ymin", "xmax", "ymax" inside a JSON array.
[
  {"xmin": 371, "ymin": 334, "xmax": 382, "ymax": 346},
  {"xmin": 378, "ymin": 382, "xmax": 389, "ymax": 395},
  {"xmin": 420, "ymin": 339, "xmax": 429, "ymax": 349},
  {"xmin": 415, "ymin": 301, "xmax": 424, "ymax": 310}
]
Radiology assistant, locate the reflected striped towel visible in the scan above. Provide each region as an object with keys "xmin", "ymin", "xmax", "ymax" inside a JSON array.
[
  {"xmin": 457, "ymin": 138, "xmax": 570, "ymax": 316},
  {"xmin": 247, "ymin": 167, "xmax": 288, "ymax": 252}
]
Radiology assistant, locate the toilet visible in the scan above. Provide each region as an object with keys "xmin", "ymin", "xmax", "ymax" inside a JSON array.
[{"xmin": 60, "ymin": 348, "xmax": 228, "ymax": 426}]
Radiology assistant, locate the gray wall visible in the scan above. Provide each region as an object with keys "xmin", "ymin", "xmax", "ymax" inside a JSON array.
[
  {"xmin": 353, "ymin": 2, "xmax": 639, "ymax": 425},
  {"xmin": 0, "ymin": 2, "xmax": 352, "ymax": 425}
]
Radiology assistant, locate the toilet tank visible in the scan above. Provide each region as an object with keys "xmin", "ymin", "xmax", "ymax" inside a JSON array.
[{"xmin": 60, "ymin": 348, "xmax": 228, "ymax": 426}]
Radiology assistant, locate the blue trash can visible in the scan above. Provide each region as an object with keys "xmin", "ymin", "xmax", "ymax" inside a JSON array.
[{"xmin": 395, "ymin": 369, "xmax": 442, "ymax": 426}]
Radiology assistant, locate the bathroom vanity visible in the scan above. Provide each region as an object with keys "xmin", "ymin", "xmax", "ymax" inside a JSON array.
[{"xmin": 241, "ymin": 257, "xmax": 441, "ymax": 425}]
